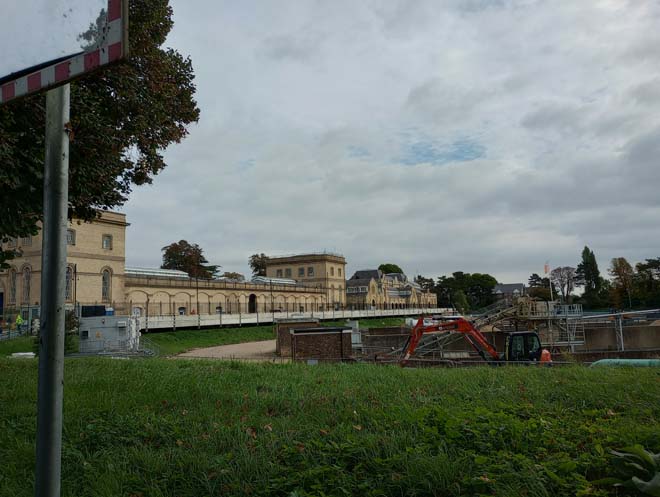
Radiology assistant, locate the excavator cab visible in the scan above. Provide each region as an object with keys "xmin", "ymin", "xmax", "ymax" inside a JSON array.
[{"xmin": 505, "ymin": 332, "xmax": 542, "ymax": 362}]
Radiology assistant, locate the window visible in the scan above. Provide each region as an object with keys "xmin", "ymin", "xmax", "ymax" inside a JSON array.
[
  {"xmin": 102, "ymin": 234, "xmax": 113, "ymax": 250},
  {"xmin": 66, "ymin": 229, "xmax": 76, "ymax": 245},
  {"xmin": 65, "ymin": 266, "xmax": 73, "ymax": 302},
  {"xmin": 285, "ymin": 268, "xmax": 292, "ymax": 278},
  {"xmin": 338, "ymin": 268, "xmax": 342, "ymax": 277},
  {"xmin": 101, "ymin": 269, "xmax": 111, "ymax": 302},
  {"xmin": 22, "ymin": 267, "xmax": 31, "ymax": 303},
  {"xmin": 21, "ymin": 235, "xmax": 32, "ymax": 247},
  {"xmin": 298, "ymin": 267, "xmax": 304, "ymax": 277},
  {"xmin": 307, "ymin": 266, "xmax": 314, "ymax": 276},
  {"xmin": 9, "ymin": 269, "xmax": 17, "ymax": 304},
  {"xmin": 276, "ymin": 269, "xmax": 283, "ymax": 278},
  {"xmin": 330, "ymin": 267, "xmax": 334, "ymax": 276}
]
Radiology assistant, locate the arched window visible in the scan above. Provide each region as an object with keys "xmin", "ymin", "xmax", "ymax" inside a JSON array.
[
  {"xmin": 9, "ymin": 268, "xmax": 17, "ymax": 304},
  {"xmin": 101, "ymin": 269, "xmax": 111, "ymax": 302},
  {"xmin": 22, "ymin": 267, "xmax": 31, "ymax": 303},
  {"xmin": 65, "ymin": 266, "xmax": 73, "ymax": 302}
]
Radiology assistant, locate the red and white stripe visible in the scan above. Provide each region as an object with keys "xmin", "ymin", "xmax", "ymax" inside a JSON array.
[{"xmin": 0, "ymin": 0, "xmax": 127, "ymax": 104}]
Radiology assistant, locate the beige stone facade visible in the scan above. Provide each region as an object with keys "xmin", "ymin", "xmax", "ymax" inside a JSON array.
[
  {"xmin": 346, "ymin": 270, "xmax": 437, "ymax": 309},
  {"xmin": 0, "ymin": 211, "xmax": 127, "ymax": 314},
  {"xmin": 0, "ymin": 212, "xmax": 329, "ymax": 317},
  {"xmin": 0, "ymin": 213, "xmax": 433, "ymax": 319},
  {"xmin": 265, "ymin": 253, "xmax": 346, "ymax": 307},
  {"xmin": 124, "ymin": 271, "xmax": 326, "ymax": 316}
]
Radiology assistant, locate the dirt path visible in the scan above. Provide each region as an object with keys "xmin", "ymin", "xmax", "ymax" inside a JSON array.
[{"xmin": 176, "ymin": 339, "xmax": 281, "ymax": 361}]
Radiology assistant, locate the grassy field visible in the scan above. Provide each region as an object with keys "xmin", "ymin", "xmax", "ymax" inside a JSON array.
[
  {"xmin": 0, "ymin": 336, "xmax": 34, "ymax": 356},
  {"xmin": 144, "ymin": 326, "xmax": 276, "ymax": 355},
  {"xmin": 0, "ymin": 358, "xmax": 658, "ymax": 497}
]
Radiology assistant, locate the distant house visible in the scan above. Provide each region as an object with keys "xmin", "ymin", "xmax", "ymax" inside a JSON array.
[
  {"xmin": 346, "ymin": 269, "xmax": 437, "ymax": 309},
  {"xmin": 493, "ymin": 283, "xmax": 526, "ymax": 300}
]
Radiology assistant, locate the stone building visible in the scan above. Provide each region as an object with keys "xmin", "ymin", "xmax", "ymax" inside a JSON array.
[
  {"xmin": 0, "ymin": 212, "xmax": 329, "ymax": 318},
  {"xmin": 0, "ymin": 211, "xmax": 128, "ymax": 316},
  {"xmin": 346, "ymin": 269, "xmax": 437, "ymax": 309},
  {"xmin": 265, "ymin": 253, "xmax": 346, "ymax": 307}
]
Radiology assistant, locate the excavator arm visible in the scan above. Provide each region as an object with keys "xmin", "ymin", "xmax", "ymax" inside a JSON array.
[{"xmin": 401, "ymin": 317, "xmax": 500, "ymax": 366}]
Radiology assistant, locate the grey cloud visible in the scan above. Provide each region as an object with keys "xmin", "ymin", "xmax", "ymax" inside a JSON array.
[
  {"xmin": 259, "ymin": 32, "xmax": 323, "ymax": 62},
  {"xmin": 118, "ymin": 0, "xmax": 660, "ymax": 283},
  {"xmin": 520, "ymin": 102, "xmax": 586, "ymax": 134}
]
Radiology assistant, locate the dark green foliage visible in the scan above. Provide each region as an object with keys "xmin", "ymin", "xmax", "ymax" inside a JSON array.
[
  {"xmin": 635, "ymin": 258, "xmax": 660, "ymax": 308},
  {"xmin": 161, "ymin": 240, "xmax": 219, "ymax": 279},
  {"xmin": 0, "ymin": 0, "xmax": 200, "ymax": 267},
  {"xmin": 452, "ymin": 289, "xmax": 470, "ymax": 313},
  {"xmin": 378, "ymin": 263, "xmax": 404, "ymax": 274},
  {"xmin": 576, "ymin": 247, "xmax": 602, "ymax": 293},
  {"xmin": 414, "ymin": 275, "xmax": 435, "ymax": 291},
  {"xmin": 528, "ymin": 273, "xmax": 556, "ymax": 301},
  {"xmin": 435, "ymin": 271, "xmax": 498, "ymax": 309},
  {"xmin": 249, "ymin": 253, "xmax": 269, "ymax": 277},
  {"xmin": 0, "ymin": 362, "xmax": 658, "ymax": 496},
  {"xmin": 576, "ymin": 247, "xmax": 604, "ymax": 309}
]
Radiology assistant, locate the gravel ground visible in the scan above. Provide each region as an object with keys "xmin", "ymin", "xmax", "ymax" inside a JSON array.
[{"xmin": 176, "ymin": 339, "xmax": 281, "ymax": 361}]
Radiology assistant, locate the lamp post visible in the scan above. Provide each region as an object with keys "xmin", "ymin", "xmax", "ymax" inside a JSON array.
[{"xmin": 269, "ymin": 279, "xmax": 274, "ymax": 321}]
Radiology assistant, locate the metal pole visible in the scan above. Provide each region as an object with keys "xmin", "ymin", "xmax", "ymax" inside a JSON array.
[{"xmin": 35, "ymin": 84, "xmax": 70, "ymax": 497}]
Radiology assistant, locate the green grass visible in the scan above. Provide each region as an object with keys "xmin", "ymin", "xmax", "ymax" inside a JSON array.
[
  {"xmin": 0, "ymin": 336, "xmax": 34, "ymax": 356},
  {"xmin": 144, "ymin": 325, "xmax": 275, "ymax": 355},
  {"xmin": 0, "ymin": 359, "xmax": 658, "ymax": 497}
]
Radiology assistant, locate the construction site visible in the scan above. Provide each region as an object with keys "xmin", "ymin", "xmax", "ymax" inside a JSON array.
[{"xmin": 262, "ymin": 297, "xmax": 660, "ymax": 366}]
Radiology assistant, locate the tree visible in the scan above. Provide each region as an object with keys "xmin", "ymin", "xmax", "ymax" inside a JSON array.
[
  {"xmin": 0, "ymin": 0, "xmax": 200, "ymax": 267},
  {"xmin": 550, "ymin": 266, "xmax": 576, "ymax": 302},
  {"xmin": 378, "ymin": 263, "xmax": 403, "ymax": 274},
  {"xmin": 161, "ymin": 240, "xmax": 219, "ymax": 279},
  {"xmin": 434, "ymin": 271, "xmax": 497, "ymax": 309},
  {"xmin": 248, "ymin": 253, "xmax": 268, "ymax": 277},
  {"xmin": 609, "ymin": 257, "xmax": 634, "ymax": 309},
  {"xmin": 221, "ymin": 272, "xmax": 245, "ymax": 282},
  {"xmin": 527, "ymin": 273, "xmax": 555, "ymax": 300},
  {"xmin": 528, "ymin": 273, "xmax": 544, "ymax": 288},
  {"xmin": 452, "ymin": 290, "xmax": 469, "ymax": 314},
  {"xmin": 635, "ymin": 258, "xmax": 660, "ymax": 307},
  {"xmin": 576, "ymin": 246, "xmax": 601, "ymax": 293},
  {"xmin": 414, "ymin": 275, "xmax": 435, "ymax": 292}
]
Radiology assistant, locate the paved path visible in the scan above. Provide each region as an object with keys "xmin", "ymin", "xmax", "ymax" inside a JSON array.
[{"xmin": 177, "ymin": 339, "xmax": 280, "ymax": 361}]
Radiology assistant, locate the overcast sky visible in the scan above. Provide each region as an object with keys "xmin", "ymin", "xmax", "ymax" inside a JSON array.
[{"xmin": 119, "ymin": 0, "xmax": 660, "ymax": 283}]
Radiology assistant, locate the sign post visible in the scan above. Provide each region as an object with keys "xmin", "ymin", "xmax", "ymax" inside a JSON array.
[
  {"xmin": 35, "ymin": 84, "xmax": 70, "ymax": 497},
  {"xmin": 0, "ymin": 3, "xmax": 128, "ymax": 495}
]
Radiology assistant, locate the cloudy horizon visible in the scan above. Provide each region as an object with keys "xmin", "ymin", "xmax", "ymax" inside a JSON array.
[{"xmin": 120, "ymin": 0, "xmax": 660, "ymax": 283}]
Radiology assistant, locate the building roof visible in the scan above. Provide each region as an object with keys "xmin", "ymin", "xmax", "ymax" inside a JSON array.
[
  {"xmin": 125, "ymin": 267, "xmax": 189, "ymax": 279},
  {"xmin": 493, "ymin": 283, "xmax": 526, "ymax": 294},
  {"xmin": 265, "ymin": 252, "xmax": 346, "ymax": 264},
  {"xmin": 251, "ymin": 276, "xmax": 298, "ymax": 285},
  {"xmin": 350, "ymin": 269, "xmax": 382, "ymax": 281},
  {"xmin": 346, "ymin": 277, "xmax": 373, "ymax": 288}
]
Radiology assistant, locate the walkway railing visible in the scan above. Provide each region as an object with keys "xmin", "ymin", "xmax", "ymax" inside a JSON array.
[{"xmin": 138, "ymin": 307, "xmax": 450, "ymax": 332}]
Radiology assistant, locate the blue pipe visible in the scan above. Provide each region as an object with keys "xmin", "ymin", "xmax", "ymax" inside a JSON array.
[{"xmin": 590, "ymin": 359, "xmax": 660, "ymax": 367}]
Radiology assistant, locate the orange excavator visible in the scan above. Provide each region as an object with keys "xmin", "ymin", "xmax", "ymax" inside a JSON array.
[{"xmin": 400, "ymin": 316, "xmax": 552, "ymax": 366}]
